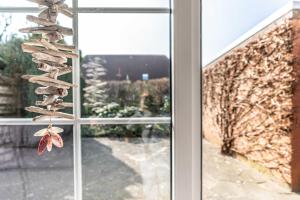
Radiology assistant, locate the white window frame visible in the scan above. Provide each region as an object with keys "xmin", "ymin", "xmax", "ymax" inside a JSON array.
[
  {"xmin": 172, "ymin": 0, "xmax": 201, "ymax": 199},
  {"xmin": 0, "ymin": 0, "xmax": 201, "ymax": 199}
]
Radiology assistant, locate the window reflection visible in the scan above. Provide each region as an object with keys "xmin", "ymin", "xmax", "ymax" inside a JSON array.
[
  {"xmin": 79, "ymin": 14, "xmax": 171, "ymax": 118},
  {"xmin": 81, "ymin": 55, "xmax": 170, "ymax": 118},
  {"xmin": 0, "ymin": 13, "xmax": 73, "ymax": 118},
  {"xmin": 0, "ymin": 125, "xmax": 74, "ymax": 200},
  {"xmin": 81, "ymin": 124, "xmax": 171, "ymax": 200}
]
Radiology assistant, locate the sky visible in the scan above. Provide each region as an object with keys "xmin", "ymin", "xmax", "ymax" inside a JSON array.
[{"xmin": 203, "ymin": 0, "xmax": 289, "ymax": 66}]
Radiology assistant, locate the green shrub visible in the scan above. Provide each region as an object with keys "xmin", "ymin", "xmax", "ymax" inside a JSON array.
[{"xmin": 81, "ymin": 101, "xmax": 171, "ymax": 138}]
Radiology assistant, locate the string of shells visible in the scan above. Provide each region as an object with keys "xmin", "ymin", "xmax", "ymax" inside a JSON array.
[{"xmin": 19, "ymin": 0, "xmax": 78, "ymax": 155}]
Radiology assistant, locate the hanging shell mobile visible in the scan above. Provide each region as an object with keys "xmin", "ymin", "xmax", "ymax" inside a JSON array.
[{"xmin": 19, "ymin": 0, "xmax": 78, "ymax": 155}]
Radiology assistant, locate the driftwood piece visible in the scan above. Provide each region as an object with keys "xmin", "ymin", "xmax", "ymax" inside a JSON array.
[
  {"xmin": 48, "ymin": 67, "xmax": 72, "ymax": 76},
  {"xmin": 26, "ymin": 106, "xmax": 74, "ymax": 119},
  {"xmin": 40, "ymin": 39, "xmax": 59, "ymax": 51},
  {"xmin": 48, "ymin": 69, "xmax": 59, "ymax": 79},
  {"xmin": 54, "ymin": 25, "xmax": 74, "ymax": 35},
  {"xmin": 21, "ymin": 71, "xmax": 58, "ymax": 80},
  {"xmin": 25, "ymin": 40, "xmax": 75, "ymax": 52},
  {"xmin": 26, "ymin": 15, "xmax": 56, "ymax": 26},
  {"xmin": 49, "ymin": 0, "xmax": 66, "ymax": 4},
  {"xmin": 48, "ymin": 105, "xmax": 65, "ymax": 111},
  {"xmin": 36, "ymin": 100, "xmax": 72, "ymax": 107},
  {"xmin": 22, "ymin": 44, "xmax": 78, "ymax": 58},
  {"xmin": 53, "ymin": 43, "xmax": 76, "ymax": 52},
  {"xmin": 59, "ymin": 102, "xmax": 73, "ymax": 107},
  {"xmin": 29, "ymin": 76, "xmax": 75, "ymax": 88},
  {"xmin": 19, "ymin": 26, "xmax": 52, "ymax": 34},
  {"xmin": 35, "ymin": 86, "xmax": 68, "ymax": 97},
  {"xmin": 29, "ymin": 79, "xmax": 70, "ymax": 89},
  {"xmin": 35, "ymin": 1, "xmax": 73, "ymax": 18},
  {"xmin": 37, "ymin": 64, "xmax": 72, "ymax": 75},
  {"xmin": 19, "ymin": 25, "xmax": 73, "ymax": 36},
  {"xmin": 33, "ymin": 59, "xmax": 68, "ymax": 68},
  {"xmin": 26, "ymin": 0, "xmax": 49, "ymax": 6},
  {"xmin": 39, "ymin": 8, "xmax": 58, "ymax": 23},
  {"xmin": 59, "ymin": 8, "xmax": 73, "ymax": 18},
  {"xmin": 32, "ymin": 52, "xmax": 67, "ymax": 64},
  {"xmin": 45, "ymin": 31, "xmax": 63, "ymax": 42},
  {"xmin": 42, "ymin": 94, "xmax": 59, "ymax": 105},
  {"xmin": 26, "ymin": 39, "xmax": 66, "ymax": 54}
]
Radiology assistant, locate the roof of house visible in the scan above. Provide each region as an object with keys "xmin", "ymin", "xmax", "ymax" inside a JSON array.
[{"xmin": 82, "ymin": 55, "xmax": 170, "ymax": 81}]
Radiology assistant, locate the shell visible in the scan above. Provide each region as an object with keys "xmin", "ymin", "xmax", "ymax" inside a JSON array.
[
  {"xmin": 49, "ymin": 126, "xmax": 64, "ymax": 134},
  {"xmin": 51, "ymin": 132, "xmax": 63, "ymax": 148},
  {"xmin": 38, "ymin": 134, "xmax": 50, "ymax": 155},
  {"xmin": 34, "ymin": 126, "xmax": 63, "ymax": 137},
  {"xmin": 47, "ymin": 135, "xmax": 53, "ymax": 152},
  {"xmin": 34, "ymin": 128, "xmax": 48, "ymax": 137}
]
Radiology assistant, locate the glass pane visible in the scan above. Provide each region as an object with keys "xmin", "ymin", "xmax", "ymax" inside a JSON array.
[
  {"xmin": 81, "ymin": 124, "xmax": 171, "ymax": 200},
  {"xmin": 79, "ymin": 14, "xmax": 171, "ymax": 118},
  {"xmin": 0, "ymin": 0, "xmax": 72, "ymax": 7},
  {"xmin": 0, "ymin": 13, "xmax": 73, "ymax": 118},
  {"xmin": 0, "ymin": 125, "xmax": 74, "ymax": 200},
  {"xmin": 78, "ymin": 0, "xmax": 169, "ymax": 8}
]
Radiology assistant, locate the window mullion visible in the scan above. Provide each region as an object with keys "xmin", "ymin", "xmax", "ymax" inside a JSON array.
[
  {"xmin": 0, "ymin": 7, "xmax": 170, "ymax": 13},
  {"xmin": 72, "ymin": 0, "xmax": 82, "ymax": 199},
  {"xmin": 78, "ymin": 117, "xmax": 171, "ymax": 125},
  {"xmin": 0, "ymin": 118, "xmax": 75, "ymax": 125},
  {"xmin": 0, "ymin": 117, "xmax": 171, "ymax": 125},
  {"xmin": 172, "ymin": 0, "xmax": 201, "ymax": 198},
  {"xmin": 77, "ymin": 7, "xmax": 171, "ymax": 13}
]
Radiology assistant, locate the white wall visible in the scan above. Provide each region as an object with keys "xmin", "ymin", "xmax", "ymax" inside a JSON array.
[{"xmin": 203, "ymin": 0, "xmax": 288, "ymax": 66}]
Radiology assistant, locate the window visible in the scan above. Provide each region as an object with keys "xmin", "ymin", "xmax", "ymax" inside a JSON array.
[
  {"xmin": 0, "ymin": 0, "xmax": 201, "ymax": 200},
  {"xmin": 78, "ymin": 13, "xmax": 171, "ymax": 118},
  {"xmin": 0, "ymin": 1, "xmax": 174, "ymax": 200},
  {"xmin": 0, "ymin": 125, "xmax": 74, "ymax": 199}
]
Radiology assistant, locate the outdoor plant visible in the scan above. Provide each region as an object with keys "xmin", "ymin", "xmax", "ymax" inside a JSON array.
[{"xmin": 83, "ymin": 102, "xmax": 144, "ymax": 137}]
